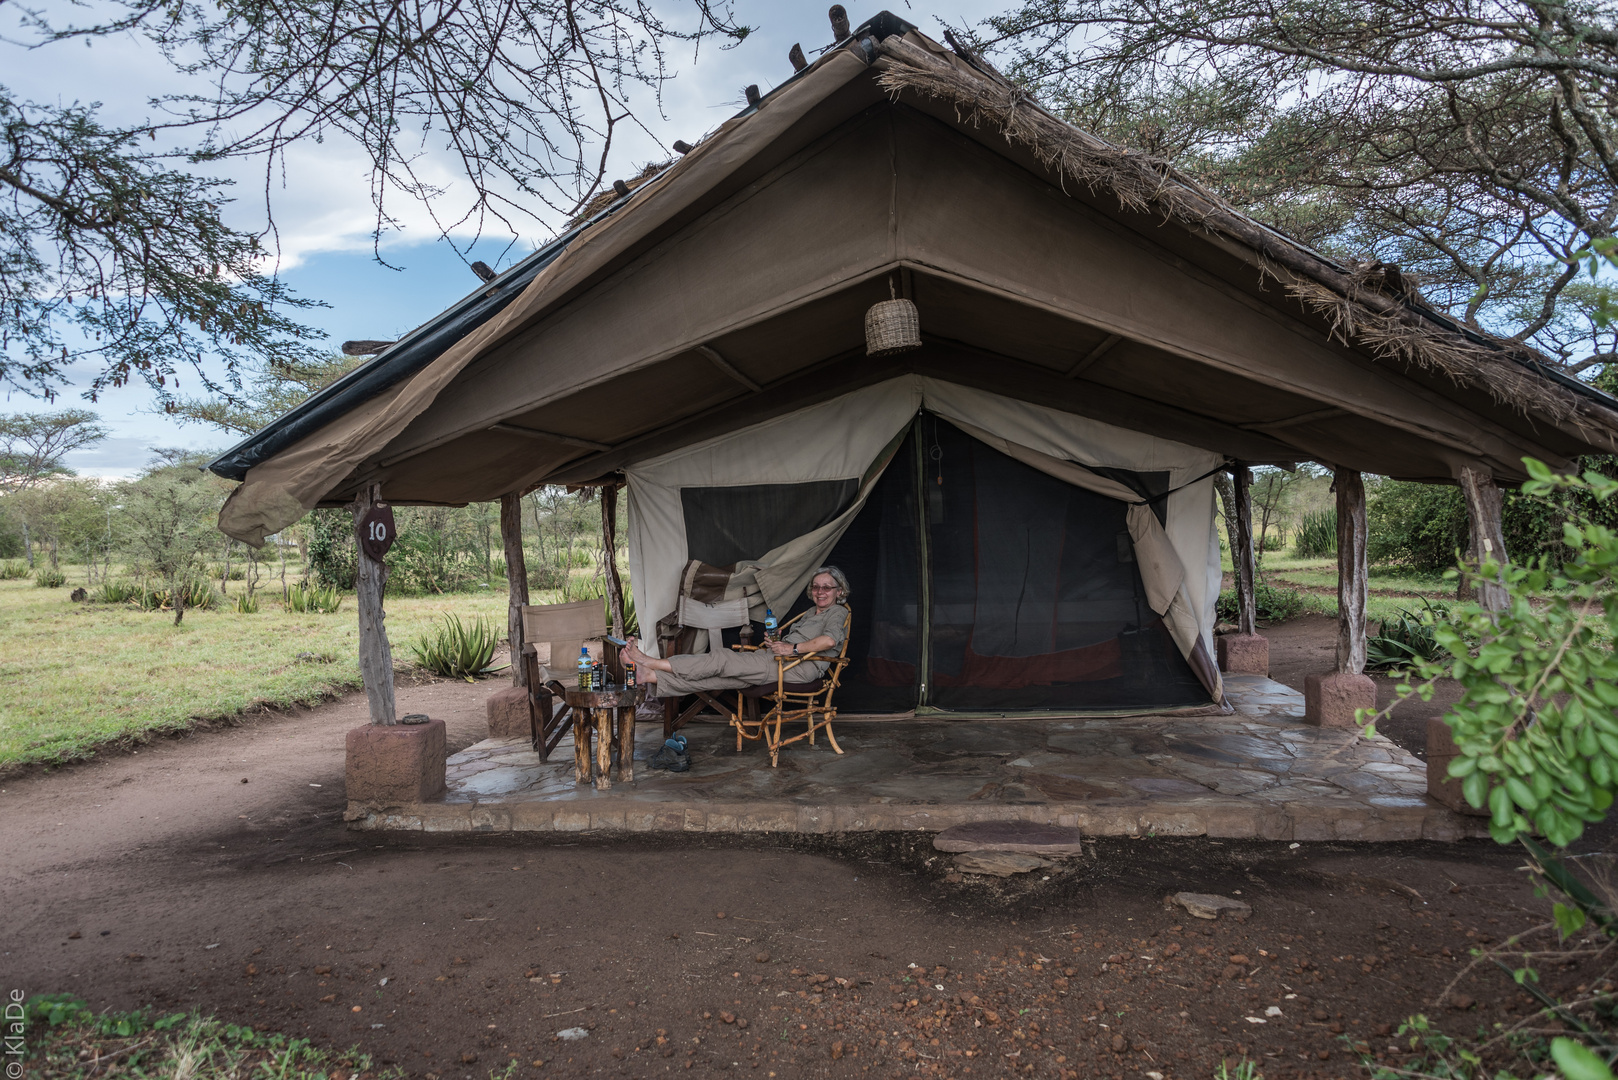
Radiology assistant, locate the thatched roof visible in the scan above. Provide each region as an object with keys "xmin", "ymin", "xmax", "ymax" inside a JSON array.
[
  {"xmin": 872, "ymin": 33, "xmax": 1614, "ymax": 438},
  {"xmin": 211, "ymin": 15, "xmax": 1618, "ymax": 546}
]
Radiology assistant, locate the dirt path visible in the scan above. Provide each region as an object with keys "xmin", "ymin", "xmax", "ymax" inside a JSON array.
[{"xmin": 1, "ymin": 627, "xmax": 1599, "ymax": 1080}]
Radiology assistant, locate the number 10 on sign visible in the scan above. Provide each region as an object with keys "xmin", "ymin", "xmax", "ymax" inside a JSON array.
[{"xmin": 358, "ymin": 505, "xmax": 397, "ymax": 561}]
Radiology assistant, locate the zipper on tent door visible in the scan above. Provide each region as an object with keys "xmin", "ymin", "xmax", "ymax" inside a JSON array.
[{"xmin": 913, "ymin": 413, "xmax": 931, "ymax": 709}]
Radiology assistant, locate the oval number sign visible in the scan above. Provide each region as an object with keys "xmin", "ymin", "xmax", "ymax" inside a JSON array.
[{"xmin": 358, "ymin": 505, "xmax": 397, "ymax": 561}]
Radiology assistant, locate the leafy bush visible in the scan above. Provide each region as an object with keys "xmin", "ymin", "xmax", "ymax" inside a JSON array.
[
  {"xmin": 1377, "ymin": 461, "xmax": 1618, "ymax": 847},
  {"xmin": 92, "ymin": 580, "xmax": 141, "ymax": 603},
  {"xmin": 305, "ymin": 507, "xmax": 358, "ymax": 591},
  {"xmin": 137, "ymin": 580, "xmax": 219, "ymax": 611},
  {"xmin": 408, "ymin": 614, "xmax": 500, "ymax": 681},
  {"xmin": 233, "ymin": 592, "xmax": 260, "ymax": 614},
  {"xmin": 1258, "ymin": 532, "xmax": 1287, "ymax": 552},
  {"xmin": 284, "ymin": 582, "xmax": 342, "ymax": 614},
  {"xmin": 0, "ymin": 559, "xmax": 29, "ymax": 579},
  {"xmin": 1293, "ymin": 509, "xmax": 1337, "ymax": 558},
  {"xmin": 1365, "ymin": 600, "xmax": 1451, "ymax": 671},
  {"xmin": 34, "ymin": 567, "xmax": 66, "ymax": 588},
  {"xmin": 1216, "ymin": 578, "xmax": 1306, "ymax": 624}
]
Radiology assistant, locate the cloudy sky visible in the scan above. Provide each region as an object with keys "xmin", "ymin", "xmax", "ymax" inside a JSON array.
[{"xmin": 3, "ymin": 1, "xmax": 1000, "ymax": 477}]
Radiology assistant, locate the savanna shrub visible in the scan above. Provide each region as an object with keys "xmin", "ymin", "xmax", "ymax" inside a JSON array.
[{"xmin": 1293, "ymin": 510, "xmax": 1337, "ymax": 558}]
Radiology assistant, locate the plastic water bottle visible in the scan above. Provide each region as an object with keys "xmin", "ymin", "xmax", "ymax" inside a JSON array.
[
  {"xmin": 764, "ymin": 607, "xmax": 777, "ymax": 641},
  {"xmin": 576, "ymin": 646, "xmax": 592, "ymax": 691}
]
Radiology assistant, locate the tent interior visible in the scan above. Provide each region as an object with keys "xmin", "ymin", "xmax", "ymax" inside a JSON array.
[{"xmin": 623, "ymin": 376, "xmax": 1223, "ymax": 716}]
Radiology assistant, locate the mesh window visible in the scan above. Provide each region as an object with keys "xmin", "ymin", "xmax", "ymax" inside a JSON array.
[{"xmin": 681, "ymin": 479, "xmax": 859, "ymax": 568}]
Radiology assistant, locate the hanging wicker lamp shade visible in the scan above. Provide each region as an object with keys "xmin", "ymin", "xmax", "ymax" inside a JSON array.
[{"xmin": 864, "ymin": 298, "xmax": 921, "ymax": 356}]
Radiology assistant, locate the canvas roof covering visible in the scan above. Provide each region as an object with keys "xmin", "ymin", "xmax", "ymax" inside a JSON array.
[{"xmin": 212, "ymin": 12, "xmax": 1618, "ymax": 549}]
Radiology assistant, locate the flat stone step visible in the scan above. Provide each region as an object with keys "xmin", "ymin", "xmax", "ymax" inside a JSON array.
[{"xmin": 933, "ymin": 820, "xmax": 1087, "ymax": 855}]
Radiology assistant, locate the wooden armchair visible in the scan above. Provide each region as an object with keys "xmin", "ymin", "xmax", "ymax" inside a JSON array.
[
  {"xmin": 519, "ymin": 599, "xmax": 616, "ymax": 761},
  {"xmin": 732, "ymin": 606, "xmax": 852, "ymax": 768}
]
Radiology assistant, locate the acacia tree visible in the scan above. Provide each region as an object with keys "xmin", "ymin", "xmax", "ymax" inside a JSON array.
[
  {"xmin": 3, "ymin": 0, "xmax": 749, "ymax": 402},
  {"xmin": 972, "ymin": 0, "xmax": 1618, "ymax": 370},
  {"xmin": 118, "ymin": 451, "xmax": 227, "ymax": 625},
  {"xmin": 0, "ymin": 410, "xmax": 108, "ymax": 566}
]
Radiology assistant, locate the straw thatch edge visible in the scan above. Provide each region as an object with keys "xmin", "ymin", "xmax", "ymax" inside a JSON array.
[{"xmin": 872, "ymin": 34, "xmax": 1616, "ymax": 439}]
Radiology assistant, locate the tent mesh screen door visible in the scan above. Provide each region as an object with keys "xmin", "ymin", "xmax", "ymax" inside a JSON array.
[{"xmin": 812, "ymin": 416, "xmax": 1208, "ymax": 713}]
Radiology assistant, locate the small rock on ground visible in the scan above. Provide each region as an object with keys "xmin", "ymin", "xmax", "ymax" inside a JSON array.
[
  {"xmin": 1166, "ymin": 891, "xmax": 1252, "ymax": 920},
  {"xmin": 953, "ymin": 851, "xmax": 1054, "ymax": 877},
  {"xmin": 933, "ymin": 820, "xmax": 1086, "ymax": 856}
]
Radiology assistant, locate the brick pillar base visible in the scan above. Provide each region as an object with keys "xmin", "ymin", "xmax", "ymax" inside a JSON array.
[
  {"xmin": 1216, "ymin": 633, "xmax": 1269, "ymax": 676},
  {"xmin": 486, "ymin": 686, "xmax": 534, "ymax": 739},
  {"xmin": 1303, "ymin": 671, "xmax": 1377, "ymax": 729},
  {"xmin": 1426, "ymin": 717, "xmax": 1488, "ymax": 815},
  {"xmin": 346, "ymin": 720, "xmax": 446, "ymax": 803}
]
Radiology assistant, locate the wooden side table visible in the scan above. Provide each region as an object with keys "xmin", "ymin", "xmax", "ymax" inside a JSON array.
[{"xmin": 563, "ymin": 685, "xmax": 644, "ymax": 790}]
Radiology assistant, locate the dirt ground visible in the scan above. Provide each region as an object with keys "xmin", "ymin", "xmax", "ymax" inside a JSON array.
[{"xmin": 3, "ymin": 622, "xmax": 1604, "ymax": 1079}]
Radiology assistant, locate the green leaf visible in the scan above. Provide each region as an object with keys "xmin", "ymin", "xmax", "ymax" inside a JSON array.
[
  {"xmin": 1554, "ymin": 902, "xmax": 1588, "ymax": 938},
  {"xmin": 1551, "ymin": 1037, "xmax": 1615, "ymax": 1080},
  {"xmin": 1506, "ymin": 777, "xmax": 1539, "ymax": 812}
]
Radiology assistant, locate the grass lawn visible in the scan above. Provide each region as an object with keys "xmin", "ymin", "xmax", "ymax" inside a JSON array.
[{"xmin": 0, "ymin": 574, "xmax": 513, "ymax": 772}]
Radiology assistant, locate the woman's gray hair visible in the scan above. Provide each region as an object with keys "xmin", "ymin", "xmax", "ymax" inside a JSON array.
[{"xmin": 807, "ymin": 565, "xmax": 851, "ymax": 602}]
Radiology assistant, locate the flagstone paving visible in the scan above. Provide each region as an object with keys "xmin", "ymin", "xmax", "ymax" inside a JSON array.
[{"xmin": 346, "ymin": 675, "xmax": 1485, "ymax": 841}]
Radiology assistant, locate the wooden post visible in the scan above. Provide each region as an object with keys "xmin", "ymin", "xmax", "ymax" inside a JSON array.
[
  {"xmin": 1458, "ymin": 465, "xmax": 1509, "ymax": 612},
  {"xmin": 501, "ymin": 492, "xmax": 529, "ymax": 688},
  {"xmin": 1233, "ymin": 465, "xmax": 1258, "ymax": 637},
  {"xmin": 602, "ymin": 483, "xmax": 627, "ymax": 640},
  {"xmin": 349, "ymin": 482, "xmax": 397, "ymax": 725},
  {"xmin": 1334, "ymin": 468, "xmax": 1368, "ymax": 676}
]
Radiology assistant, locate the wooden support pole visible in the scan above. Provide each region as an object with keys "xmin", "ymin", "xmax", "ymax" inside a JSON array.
[
  {"xmin": 1334, "ymin": 468, "xmax": 1369, "ymax": 676},
  {"xmin": 1458, "ymin": 465, "xmax": 1510, "ymax": 612},
  {"xmin": 349, "ymin": 482, "xmax": 397, "ymax": 725},
  {"xmin": 501, "ymin": 492, "xmax": 529, "ymax": 688},
  {"xmin": 1233, "ymin": 465, "xmax": 1258, "ymax": 637},
  {"xmin": 602, "ymin": 483, "xmax": 627, "ymax": 640}
]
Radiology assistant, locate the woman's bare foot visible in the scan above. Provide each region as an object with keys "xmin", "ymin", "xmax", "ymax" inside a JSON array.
[{"xmin": 622, "ymin": 637, "xmax": 664, "ymax": 681}]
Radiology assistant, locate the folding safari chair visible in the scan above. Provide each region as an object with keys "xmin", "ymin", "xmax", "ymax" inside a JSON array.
[
  {"xmin": 519, "ymin": 598, "xmax": 613, "ymax": 761},
  {"xmin": 655, "ymin": 559, "xmax": 759, "ymax": 738}
]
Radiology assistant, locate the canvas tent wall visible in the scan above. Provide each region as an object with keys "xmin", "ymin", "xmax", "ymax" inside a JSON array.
[{"xmin": 625, "ymin": 375, "xmax": 1223, "ymax": 713}]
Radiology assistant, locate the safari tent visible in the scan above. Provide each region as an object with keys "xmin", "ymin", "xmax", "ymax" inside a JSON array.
[{"xmin": 211, "ymin": 12, "xmax": 1618, "ymax": 720}]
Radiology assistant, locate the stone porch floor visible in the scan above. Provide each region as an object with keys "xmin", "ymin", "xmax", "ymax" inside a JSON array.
[{"xmin": 345, "ymin": 675, "xmax": 1486, "ymax": 842}]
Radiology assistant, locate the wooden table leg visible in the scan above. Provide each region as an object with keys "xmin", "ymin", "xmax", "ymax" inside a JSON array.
[
  {"xmin": 573, "ymin": 710, "xmax": 592, "ymax": 785},
  {"xmin": 617, "ymin": 706, "xmax": 635, "ymax": 783},
  {"xmin": 593, "ymin": 708, "xmax": 613, "ymax": 791}
]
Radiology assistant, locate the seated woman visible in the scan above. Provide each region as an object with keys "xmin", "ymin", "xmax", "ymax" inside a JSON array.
[{"xmin": 623, "ymin": 566, "xmax": 850, "ymax": 696}]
